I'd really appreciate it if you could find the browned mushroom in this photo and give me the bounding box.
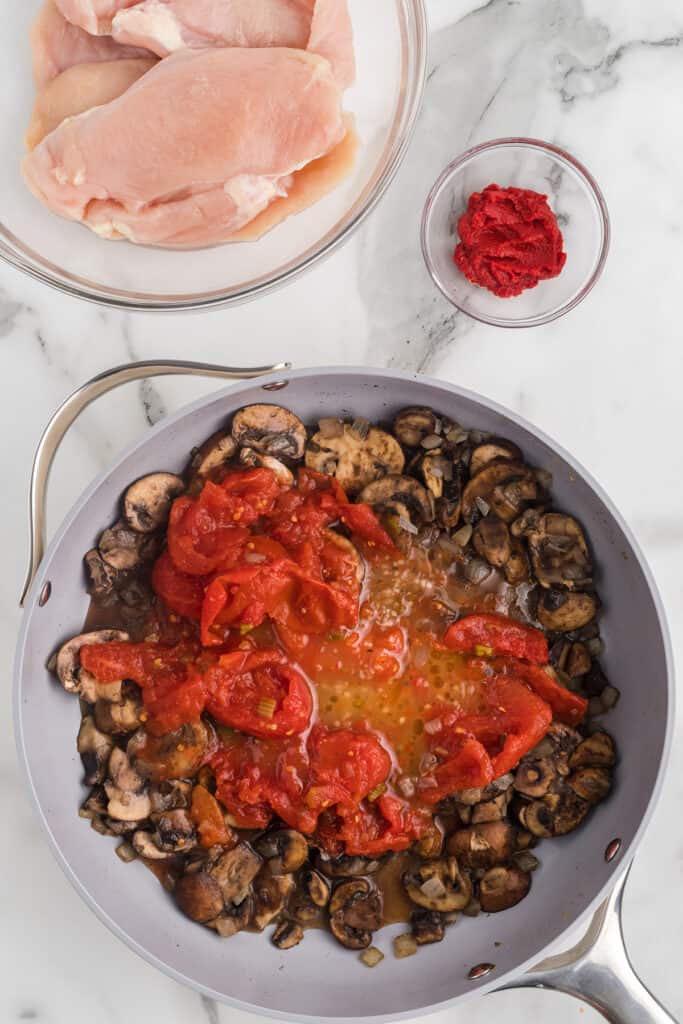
[404,858,472,912]
[503,537,530,584]
[128,720,209,782]
[471,792,510,824]
[566,642,591,677]
[150,779,193,814]
[98,520,159,571]
[123,473,184,533]
[415,828,444,859]
[105,748,151,822]
[517,790,590,838]
[462,461,538,523]
[392,407,439,447]
[252,869,296,931]
[94,684,143,735]
[298,869,330,909]
[569,732,616,769]
[329,879,383,950]
[209,897,253,938]
[187,430,237,483]
[239,446,294,486]
[359,474,434,525]
[472,518,512,568]
[175,872,225,923]
[232,405,306,461]
[568,767,612,804]
[513,758,556,798]
[209,843,262,905]
[84,548,120,603]
[469,439,522,477]
[447,822,526,869]
[411,909,445,945]
[256,830,309,874]
[77,716,114,785]
[514,511,592,590]
[272,920,304,950]
[537,590,598,632]
[479,865,530,912]
[55,629,130,697]
[154,809,196,853]
[305,423,404,495]
[314,852,382,878]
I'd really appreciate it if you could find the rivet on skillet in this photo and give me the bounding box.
[38,581,52,607]
[605,838,622,863]
[468,963,495,980]
[262,381,289,392]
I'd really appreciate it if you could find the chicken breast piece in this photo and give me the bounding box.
[32,1,150,88]
[22,47,346,249]
[308,0,355,89]
[54,0,139,35]
[26,58,156,151]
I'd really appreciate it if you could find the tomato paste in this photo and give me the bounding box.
[454,183,566,298]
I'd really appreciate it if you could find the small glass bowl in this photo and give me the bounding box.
[421,138,610,328]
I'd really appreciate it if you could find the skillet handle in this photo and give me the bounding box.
[19,358,291,607]
[501,866,678,1023]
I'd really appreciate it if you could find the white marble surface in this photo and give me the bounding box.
[3,1,683,1021]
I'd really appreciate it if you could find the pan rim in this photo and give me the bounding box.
[13,365,676,1022]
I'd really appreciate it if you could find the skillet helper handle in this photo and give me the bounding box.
[20,358,291,607]
[502,866,678,1023]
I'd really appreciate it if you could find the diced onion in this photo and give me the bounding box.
[398,515,419,536]
[393,934,418,959]
[360,947,384,968]
[424,718,442,736]
[420,876,447,900]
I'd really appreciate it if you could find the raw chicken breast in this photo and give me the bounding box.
[54,0,138,35]
[23,47,346,248]
[111,0,354,86]
[32,1,150,88]
[26,58,156,150]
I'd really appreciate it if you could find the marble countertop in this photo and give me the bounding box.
[3,1,683,1022]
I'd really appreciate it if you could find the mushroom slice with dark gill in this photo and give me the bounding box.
[313,852,382,878]
[123,472,184,533]
[469,438,522,477]
[329,879,383,950]
[513,757,556,799]
[404,857,472,912]
[209,843,262,905]
[187,430,237,483]
[209,897,253,938]
[175,871,225,923]
[569,731,616,769]
[132,830,175,860]
[232,404,306,462]
[568,766,612,804]
[56,629,130,697]
[150,779,193,814]
[239,446,293,485]
[503,537,530,584]
[301,869,331,908]
[479,865,531,912]
[411,909,445,945]
[472,517,512,568]
[513,511,593,590]
[154,809,197,853]
[98,520,159,571]
[517,790,590,838]
[272,921,304,950]
[252,868,296,931]
[536,590,598,632]
[392,407,439,448]
[256,829,309,874]
[462,460,538,524]
[105,747,151,822]
[128,720,209,782]
[359,474,434,526]
[94,684,143,735]
[447,822,529,870]
[77,716,114,785]
[306,422,404,496]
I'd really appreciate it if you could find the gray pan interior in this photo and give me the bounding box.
[13,368,673,1022]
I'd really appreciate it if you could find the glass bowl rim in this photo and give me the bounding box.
[420,136,611,329]
[0,0,428,313]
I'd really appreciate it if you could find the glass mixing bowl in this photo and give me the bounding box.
[421,138,610,328]
[0,0,426,310]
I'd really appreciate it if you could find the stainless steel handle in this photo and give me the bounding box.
[502,865,677,1023]
[20,358,290,606]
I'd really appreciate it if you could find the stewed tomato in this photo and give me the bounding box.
[443,612,549,664]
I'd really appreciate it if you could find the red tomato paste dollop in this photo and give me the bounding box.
[454,183,567,298]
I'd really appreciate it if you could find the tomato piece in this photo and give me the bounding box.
[190,785,232,848]
[443,613,549,664]
[206,649,313,738]
[338,502,397,553]
[152,549,205,620]
[504,661,588,727]
[144,667,208,736]
[80,640,146,682]
[167,493,250,576]
[418,735,494,805]
[305,726,391,813]
[337,794,429,856]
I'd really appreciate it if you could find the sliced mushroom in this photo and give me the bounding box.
[252,869,296,931]
[79,785,108,820]
[513,758,556,798]
[272,920,304,950]
[94,685,143,735]
[515,511,592,590]
[404,858,472,912]
[209,843,262,905]
[77,715,114,785]
[462,460,538,524]
[84,548,120,602]
[128,720,209,782]
[566,642,591,678]
[301,869,331,908]
[415,829,444,860]
[238,446,294,486]
[359,474,434,525]
[188,430,237,482]
[55,629,130,696]
[393,407,439,448]
[175,871,224,923]
[479,865,530,912]
[256,830,308,874]
[472,518,512,568]
[537,590,598,632]
[129,830,172,860]
[105,748,151,822]
[98,520,159,571]
[150,779,193,814]
[155,809,196,852]
[568,767,612,804]
[517,791,590,838]
[306,423,404,496]
[209,897,253,937]
[447,822,521,870]
[232,404,306,462]
[329,879,383,950]
[569,732,616,769]
[123,473,184,533]
[469,439,522,478]
[471,792,510,824]
[314,852,382,878]
[503,537,530,584]
[411,909,445,945]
